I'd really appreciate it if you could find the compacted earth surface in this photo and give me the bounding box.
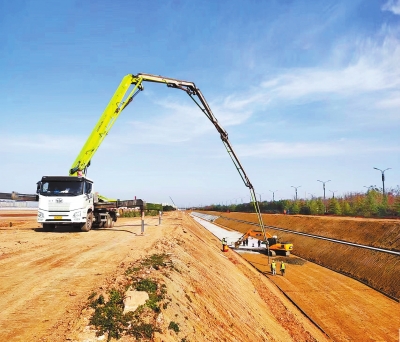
[0,210,398,341]
[209,211,400,300]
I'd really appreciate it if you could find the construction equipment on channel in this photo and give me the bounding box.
[234,229,293,256]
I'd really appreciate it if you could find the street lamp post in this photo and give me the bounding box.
[317,180,331,202]
[291,186,301,200]
[269,190,278,201]
[373,167,391,196]
[317,180,331,213]
[256,193,264,202]
[329,190,337,199]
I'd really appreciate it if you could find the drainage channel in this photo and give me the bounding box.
[194,212,400,256]
[190,212,330,338]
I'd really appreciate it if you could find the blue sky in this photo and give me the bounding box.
[1,0,399,207]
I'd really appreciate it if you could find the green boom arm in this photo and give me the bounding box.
[69,73,266,240]
[69,75,144,176]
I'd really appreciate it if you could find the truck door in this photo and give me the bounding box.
[84,181,93,203]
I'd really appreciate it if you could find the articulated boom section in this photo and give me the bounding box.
[69,75,144,176]
[69,73,266,238]
[133,73,267,240]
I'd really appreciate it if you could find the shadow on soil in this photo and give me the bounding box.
[32,226,144,235]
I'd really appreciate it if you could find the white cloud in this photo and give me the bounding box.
[128,31,400,145]
[0,134,82,152]
[115,94,256,145]
[235,139,400,159]
[7,23,400,153]
[260,36,400,101]
[382,0,400,15]
[375,92,400,111]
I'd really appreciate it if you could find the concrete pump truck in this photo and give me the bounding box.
[2,73,293,252]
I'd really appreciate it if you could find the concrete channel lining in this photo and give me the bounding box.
[190,212,267,253]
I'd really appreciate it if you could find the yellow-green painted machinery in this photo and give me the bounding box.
[68,73,266,239]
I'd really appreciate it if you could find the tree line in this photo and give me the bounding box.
[201,186,400,218]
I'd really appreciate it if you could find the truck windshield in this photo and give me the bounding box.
[40,181,83,196]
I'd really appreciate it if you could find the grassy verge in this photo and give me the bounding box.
[87,253,179,341]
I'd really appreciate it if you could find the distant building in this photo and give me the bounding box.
[0,200,38,208]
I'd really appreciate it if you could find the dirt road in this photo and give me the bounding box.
[0,214,164,341]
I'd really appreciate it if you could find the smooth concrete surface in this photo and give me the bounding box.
[190,213,266,253]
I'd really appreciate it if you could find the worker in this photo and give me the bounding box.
[221,237,228,252]
[258,240,261,247]
[280,261,286,276]
[271,261,276,275]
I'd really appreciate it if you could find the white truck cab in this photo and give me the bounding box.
[37,176,94,231]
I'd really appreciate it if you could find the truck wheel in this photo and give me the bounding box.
[81,212,93,232]
[105,215,112,228]
[43,223,55,232]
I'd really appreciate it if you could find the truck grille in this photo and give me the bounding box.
[48,202,71,211]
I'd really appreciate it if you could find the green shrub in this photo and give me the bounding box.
[290,201,300,214]
[328,198,342,215]
[136,278,158,293]
[168,321,180,333]
[128,323,160,339]
[88,253,172,341]
[89,289,129,342]
[141,253,169,269]
[146,203,163,210]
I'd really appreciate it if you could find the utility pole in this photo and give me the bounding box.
[373,167,391,196]
[329,190,337,199]
[256,193,263,202]
[291,186,301,200]
[269,190,278,201]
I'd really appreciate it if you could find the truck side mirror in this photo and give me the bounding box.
[36,181,41,194]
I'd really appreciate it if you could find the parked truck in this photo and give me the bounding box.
[35,176,145,231]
